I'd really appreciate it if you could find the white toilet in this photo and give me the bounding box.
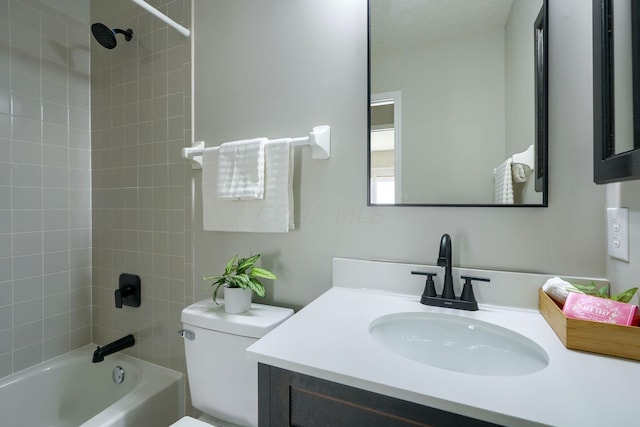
[171,298,293,427]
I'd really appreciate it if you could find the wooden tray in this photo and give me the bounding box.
[538,288,640,361]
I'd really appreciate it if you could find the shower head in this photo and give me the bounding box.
[91,23,133,49]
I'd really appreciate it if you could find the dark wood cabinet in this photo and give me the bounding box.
[258,364,503,427]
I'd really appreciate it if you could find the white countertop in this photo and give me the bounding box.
[247,286,640,427]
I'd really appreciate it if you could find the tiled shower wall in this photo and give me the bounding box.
[90,0,192,374]
[0,0,92,377]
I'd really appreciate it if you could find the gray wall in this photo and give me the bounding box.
[372,29,506,204]
[193,0,605,309]
[608,181,640,295]
[0,0,92,376]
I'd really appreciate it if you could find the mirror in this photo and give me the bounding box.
[593,0,640,183]
[368,0,548,206]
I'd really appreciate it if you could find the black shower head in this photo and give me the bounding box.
[91,23,133,49]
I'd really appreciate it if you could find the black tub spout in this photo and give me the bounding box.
[92,334,135,363]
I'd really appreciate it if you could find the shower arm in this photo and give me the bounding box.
[129,0,190,38]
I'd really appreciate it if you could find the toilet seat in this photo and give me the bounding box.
[170,416,215,427]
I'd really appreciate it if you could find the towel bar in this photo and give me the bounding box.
[181,125,331,169]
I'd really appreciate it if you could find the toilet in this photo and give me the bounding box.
[172,298,293,427]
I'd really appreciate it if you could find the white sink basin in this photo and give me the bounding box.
[369,312,549,376]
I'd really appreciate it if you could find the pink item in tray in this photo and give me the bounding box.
[563,292,639,326]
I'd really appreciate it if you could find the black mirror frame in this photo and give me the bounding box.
[593,0,640,184]
[367,0,549,207]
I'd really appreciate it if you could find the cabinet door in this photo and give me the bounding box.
[258,364,502,427]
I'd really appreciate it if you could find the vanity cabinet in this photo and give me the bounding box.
[258,364,502,427]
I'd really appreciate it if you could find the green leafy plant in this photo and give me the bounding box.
[571,282,638,303]
[204,254,277,304]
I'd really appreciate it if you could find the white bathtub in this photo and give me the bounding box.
[0,345,185,427]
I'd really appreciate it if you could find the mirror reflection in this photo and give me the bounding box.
[369,0,547,206]
[612,0,636,155]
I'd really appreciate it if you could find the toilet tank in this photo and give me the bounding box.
[181,299,293,427]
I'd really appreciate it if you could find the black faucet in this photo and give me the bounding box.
[92,334,135,363]
[437,234,455,300]
[413,233,490,311]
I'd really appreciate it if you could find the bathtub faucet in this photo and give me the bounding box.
[92,334,135,363]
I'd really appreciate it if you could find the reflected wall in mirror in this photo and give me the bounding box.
[593,0,640,183]
[368,0,548,206]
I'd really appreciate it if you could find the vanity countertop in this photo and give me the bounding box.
[247,286,640,427]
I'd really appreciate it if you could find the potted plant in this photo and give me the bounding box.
[204,254,277,314]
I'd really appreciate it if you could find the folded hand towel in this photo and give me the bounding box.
[202,138,294,232]
[511,163,532,184]
[216,138,267,199]
[494,159,514,204]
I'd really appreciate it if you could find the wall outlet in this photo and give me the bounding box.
[607,207,629,262]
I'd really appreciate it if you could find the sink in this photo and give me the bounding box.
[369,312,549,376]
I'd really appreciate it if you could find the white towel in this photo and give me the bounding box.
[216,138,267,199]
[511,163,532,184]
[494,159,514,204]
[202,138,294,232]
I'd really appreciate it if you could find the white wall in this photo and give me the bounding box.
[193,0,605,310]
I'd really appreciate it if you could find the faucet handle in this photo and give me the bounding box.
[411,271,438,278]
[459,276,490,304]
[411,271,438,299]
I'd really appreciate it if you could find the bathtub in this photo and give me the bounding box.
[0,345,185,427]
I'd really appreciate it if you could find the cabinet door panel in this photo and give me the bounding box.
[259,364,502,427]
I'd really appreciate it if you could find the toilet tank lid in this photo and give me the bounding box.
[181,299,294,338]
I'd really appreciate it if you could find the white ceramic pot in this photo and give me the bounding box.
[224,287,252,314]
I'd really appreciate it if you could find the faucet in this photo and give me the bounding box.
[92,334,135,363]
[437,233,455,300]
[411,233,490,311]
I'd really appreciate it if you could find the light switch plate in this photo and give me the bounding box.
[607,207,629,262]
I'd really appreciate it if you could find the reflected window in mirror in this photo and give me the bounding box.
[594,0,640,183]
[368,0,548,206]
[370,92,401,203]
